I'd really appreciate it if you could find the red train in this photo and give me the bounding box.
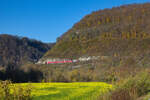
[46,59,78,64]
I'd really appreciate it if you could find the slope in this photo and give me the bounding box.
[0,34,54,68]
[44,3,150,58]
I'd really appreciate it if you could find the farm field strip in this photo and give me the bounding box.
[15,82,112,100]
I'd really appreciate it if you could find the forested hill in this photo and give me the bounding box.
[44,3,150,58]
[0,34,54,68]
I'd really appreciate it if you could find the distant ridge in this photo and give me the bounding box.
[0,34,54,68]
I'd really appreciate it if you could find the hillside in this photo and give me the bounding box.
[0,34,54,68]
[44,3,150,58]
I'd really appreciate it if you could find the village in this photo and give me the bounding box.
[36,56,101,64]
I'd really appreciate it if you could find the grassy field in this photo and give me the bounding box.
[15,82,112,100]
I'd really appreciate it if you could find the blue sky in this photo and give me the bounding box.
[0,0,150,43]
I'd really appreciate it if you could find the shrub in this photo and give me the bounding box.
[99,70,150,100]
[111,89,133,100]
[118,71,150,97]
[0,80,32,100]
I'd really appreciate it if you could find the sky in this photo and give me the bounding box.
[0,0,150,43]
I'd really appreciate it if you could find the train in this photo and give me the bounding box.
[46,59,78,64]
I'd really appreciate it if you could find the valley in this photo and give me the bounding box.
[1,2,150,100]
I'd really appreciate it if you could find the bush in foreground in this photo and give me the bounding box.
[99,70,150,100]
[0,80,32,100]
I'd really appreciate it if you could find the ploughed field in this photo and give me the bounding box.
[15,82,112,100]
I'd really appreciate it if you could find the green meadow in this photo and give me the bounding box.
[15,82,112,100]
